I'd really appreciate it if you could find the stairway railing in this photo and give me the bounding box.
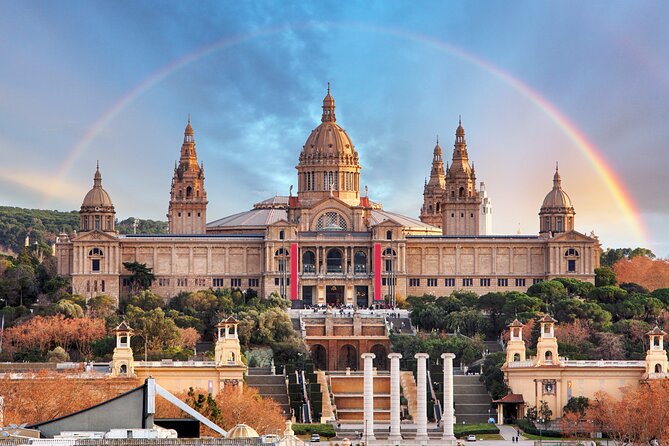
[427,369,443,422]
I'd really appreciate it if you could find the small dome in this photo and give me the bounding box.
[81,165,114,208]
[541,167,573,210]
[226,424,259,439]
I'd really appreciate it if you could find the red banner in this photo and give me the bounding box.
[374,243,382,301]
[290,243,298,300]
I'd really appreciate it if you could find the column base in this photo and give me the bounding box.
[387,434,403,442]
[442,434,457,444]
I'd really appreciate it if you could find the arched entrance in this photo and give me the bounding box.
[370,344,388,370]
[326,249,343,273]
[338,344,358,370]
[311,344,327,371]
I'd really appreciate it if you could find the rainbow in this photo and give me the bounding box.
[46,21,648,244]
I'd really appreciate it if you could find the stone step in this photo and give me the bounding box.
[456,414,491,424]
[247,383,287,394]
[454,403,493,415]
[247,367,272,376]
[452,393,491,404]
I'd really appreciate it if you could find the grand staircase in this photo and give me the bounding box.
[453,374,493,424]
[246,367,291,418]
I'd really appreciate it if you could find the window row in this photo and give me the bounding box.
[407,277,540,288]
[303,171,358,192]
[86,279,105,293]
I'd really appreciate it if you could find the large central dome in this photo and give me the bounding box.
[296,86,362,207]
[299,86,359,164]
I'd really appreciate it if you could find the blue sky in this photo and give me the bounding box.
[1,1,668,255]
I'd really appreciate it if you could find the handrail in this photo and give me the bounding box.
[426,369,443,423]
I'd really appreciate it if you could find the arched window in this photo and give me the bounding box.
[316,212,348,231]
[655,363,663,373]
[513,353,521,362]
[275,248,289,272]
[386,230,392,240]
[119,364,127,375]
[459,187,465,198]
[326,249,343,273]
[186,186,192,198]
[451,190,455,198]
[196,189,200,197]
[303,251,316,273]
[354,251,367,273]
[545,351,553,362]
[279,230,285,240]
[564,248,579,257]
[557,216,563,232]
[89,248,104,272]
[383,248,397,272]
[436,202,440,212]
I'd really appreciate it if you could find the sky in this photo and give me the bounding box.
[0,1,668,255]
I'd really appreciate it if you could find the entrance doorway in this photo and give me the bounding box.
[339,344,358,370]
[311,344,327,371]
[355,286,368,307]
[326,285,344,306]
[302,286,313,306]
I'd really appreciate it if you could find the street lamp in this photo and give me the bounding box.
[538,417,545,445]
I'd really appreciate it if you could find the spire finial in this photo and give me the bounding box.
[96,160,99,171]
[556,161,559,172]
[327,81,330,95]
[188,113,190,124]
[459,115,462,126]
[436,134,439,145]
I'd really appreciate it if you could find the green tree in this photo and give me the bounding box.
[50,299,84,318]
[477,292,507,335]
[527,280,567,307]
[122,261,155,294]
[563,397,590,416]
[595,266,617,287]
[126,290,164,311]
[87,294,118,318]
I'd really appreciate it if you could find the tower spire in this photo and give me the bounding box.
[321,83,336,123]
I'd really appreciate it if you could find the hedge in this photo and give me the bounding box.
[517,419,562,437]
[453,423,500,438]
[292,423,336,438]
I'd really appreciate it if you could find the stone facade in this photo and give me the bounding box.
[56,87,600,304]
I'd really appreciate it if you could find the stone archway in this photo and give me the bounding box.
[311,344,327,371]
[370,344,388,370]
[338,344,358,370]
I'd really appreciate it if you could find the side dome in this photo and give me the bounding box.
[541,167,573,210]
[226,424,259,439]
[300,85,358,163]
[81,164,114,209]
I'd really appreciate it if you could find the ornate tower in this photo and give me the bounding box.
[539,164,575,236]
[111,321,135,377]
[441,119,482,235]
[79,163,116,233]
[505,319,526,364]
[168,118,208,234]
[296,85,362,208]
[214,317,243,367]
[420,138,447,228]
[535,315,560,366]
[645,326,668,378]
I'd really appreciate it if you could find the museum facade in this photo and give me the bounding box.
[56,87,600,305]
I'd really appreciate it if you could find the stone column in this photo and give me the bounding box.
[362,352,376,442]
[415,353,429,442]
[388,353,403,441]
[441,353,456,442]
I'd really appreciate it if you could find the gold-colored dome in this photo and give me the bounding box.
[299,86,358,164]
[81,164,114,209]
[541,167,573,210]
[226,424,259,439]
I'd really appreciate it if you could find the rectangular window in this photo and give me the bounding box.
[231,278,242,288]
[462,278,473,287]
[480,278,491,287]
[101,280,105,292]
[533,278,543,285]
[385,259,393,272]
[382,278,396,286]
[427,278,438,287]
[248,278,259,287]
[445,278,455,287]
[92,259,100,272]
[159,278,170,287]
[568,259,576,272]
[212,278,225,287]
[177,278,188,287]
[498,278,508,287]
[515,278,526,287]
[122,278,131,287]
[409,278,420,287]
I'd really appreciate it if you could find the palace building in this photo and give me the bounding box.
[55,87,600,306]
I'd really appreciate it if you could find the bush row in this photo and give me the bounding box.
[517,419,562,437]
[453,423,500,437]
[291,423,336,438]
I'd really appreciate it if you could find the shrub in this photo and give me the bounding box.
[291,423,336,438]
[517,419,561,437]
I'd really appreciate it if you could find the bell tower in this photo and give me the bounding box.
[111,321,135,377]
[168,117,208,234]
[535,315,560,366]
[505,319,527,364]
[215,317,243,367]
[420,137,446,228]
[441,119,482,235]
[644,326,668,378]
